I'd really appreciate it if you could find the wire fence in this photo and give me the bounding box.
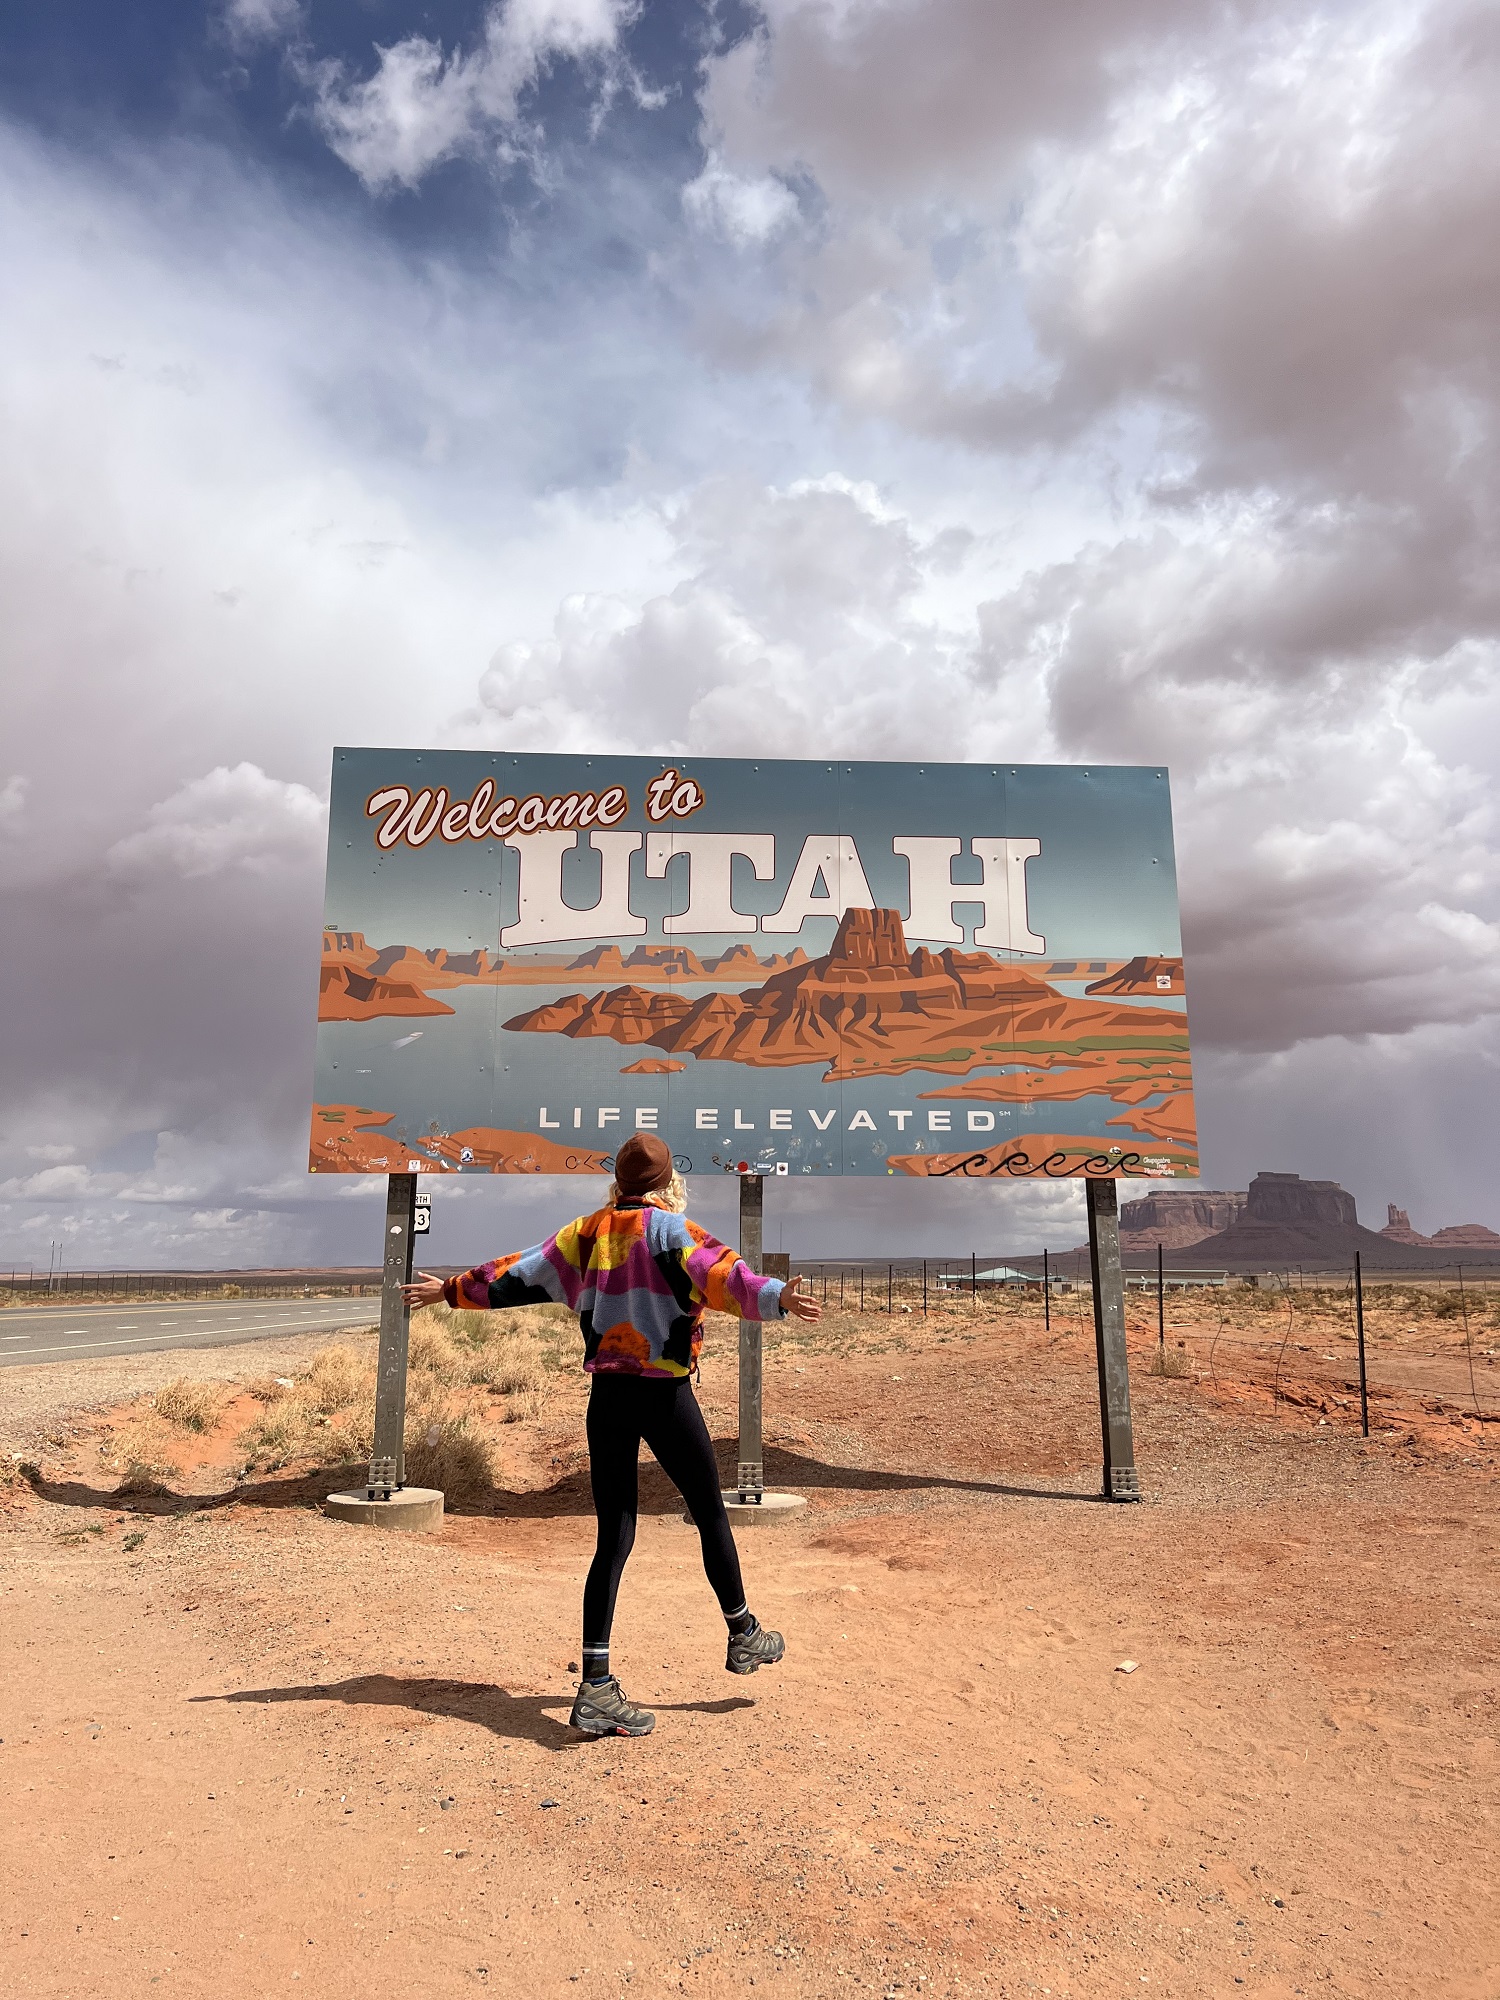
[794,1256,1500,1312]
[5,1257,1496,1309]
[1,1268,381,1303]
[792,1258,1497,1449]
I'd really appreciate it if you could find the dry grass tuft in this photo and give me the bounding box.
[305,1345,371,1414]
[407,1319,466,1378]
[467,1333,548,1412]
[403,1406,495,1502]
[153,1379,228,1432]
[232,1301,568,1490]
[1148,1345,1194,1379]
[116,1456,180,1496]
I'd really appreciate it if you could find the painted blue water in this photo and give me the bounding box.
[314,979,1191,1179]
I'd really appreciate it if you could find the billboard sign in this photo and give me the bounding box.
[310,752,1197,1182]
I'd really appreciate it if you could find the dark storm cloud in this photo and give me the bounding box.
[1,0,1496,1264]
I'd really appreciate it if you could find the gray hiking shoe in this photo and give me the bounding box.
[569,1676,655,1737]
[726,1620,785,1675]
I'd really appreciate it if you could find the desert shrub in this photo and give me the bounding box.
[116,1456,180,1496]
[407,1318,467,1381]
[241,1375,292,1402]
[239,1399,315,1471]
[305,1345,371,1413]
[233,1309,554,1486]
[403,1405,494,1503]
[153,1379,227,1432]
[1147,1346,1193,1379]
[433,1305,499,1347]
[470,1334,546,1394]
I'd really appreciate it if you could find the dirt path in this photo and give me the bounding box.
[3,1310,1497,1999]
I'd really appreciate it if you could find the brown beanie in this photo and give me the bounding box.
[612,1132,675,1198]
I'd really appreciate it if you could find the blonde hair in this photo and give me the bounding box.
[609,1170,687,1213]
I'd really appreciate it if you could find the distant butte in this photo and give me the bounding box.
[315,928,801,1020]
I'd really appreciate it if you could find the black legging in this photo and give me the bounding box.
[582,1372,745,1647]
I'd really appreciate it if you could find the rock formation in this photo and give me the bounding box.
[503,908,1192,1104]
[1378,1206,1500,1249]
[1120,1189,1246,1250]
[307,1103,608,1175]
[624,944,708,977]
[318,960,456,1023]
[1084,956,1184,996]
[1171,1172,1500,1270]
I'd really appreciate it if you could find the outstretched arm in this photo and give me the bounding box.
[403,1231,582,1314]
[676,1225,821,1322]
[780,1275,821,1322]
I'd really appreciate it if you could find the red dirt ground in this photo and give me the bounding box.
[3,1301,1497,2000]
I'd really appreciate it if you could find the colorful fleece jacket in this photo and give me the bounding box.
[442,1199,786,1379]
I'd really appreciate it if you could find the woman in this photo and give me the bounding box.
[402,1132,821,1738]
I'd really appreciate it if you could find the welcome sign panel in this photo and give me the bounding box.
[310,751,1198,1182]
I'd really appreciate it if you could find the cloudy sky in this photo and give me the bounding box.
[2,0,1497,1271]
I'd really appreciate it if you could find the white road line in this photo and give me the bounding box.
[0,1299,377,1323]
[3,1313,378,1361]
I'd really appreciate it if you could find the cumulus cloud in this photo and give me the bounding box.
[4,0,1500,1263]
[0,773,25,835]
[106,763,325,881]
[682,154,799,246]
[220,0,303,51]
[464,476,986,757]
[310,0,639,191]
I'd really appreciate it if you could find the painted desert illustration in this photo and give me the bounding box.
[313,909,1194,1175]
[316,930,810,1020]
[316,924,1183,1023]
[308,1104,610,1175]
[503,905,1191,1100]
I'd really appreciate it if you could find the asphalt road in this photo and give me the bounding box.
[0,1297,381,1368]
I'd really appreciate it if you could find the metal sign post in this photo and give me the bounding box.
[736,1172,764,1503]
[369,1172,417,1500]
[1086,1178,1141,1501]
[1354,1251,1369,1437]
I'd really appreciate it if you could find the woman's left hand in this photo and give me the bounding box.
[780,1275,822,1322]
[401,1271,447,1309]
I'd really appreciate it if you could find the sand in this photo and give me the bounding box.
[2,1295,1496,1999]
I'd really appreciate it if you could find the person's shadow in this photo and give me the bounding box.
[191,1675,753,1749]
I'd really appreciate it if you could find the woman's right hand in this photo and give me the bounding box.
[401,1271,447,1309]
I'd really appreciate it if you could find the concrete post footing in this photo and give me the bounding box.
[322,1486,444,1532]
[679,1490,807,1527]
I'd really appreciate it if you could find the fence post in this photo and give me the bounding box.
[971,1250,977,1297]
[1157,1242,1165,1356]
[922,1258,927,1314]
[1086,1178,1140,1501]
[1043,1247,1050,1329]
[1354,1251,1369,1437]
